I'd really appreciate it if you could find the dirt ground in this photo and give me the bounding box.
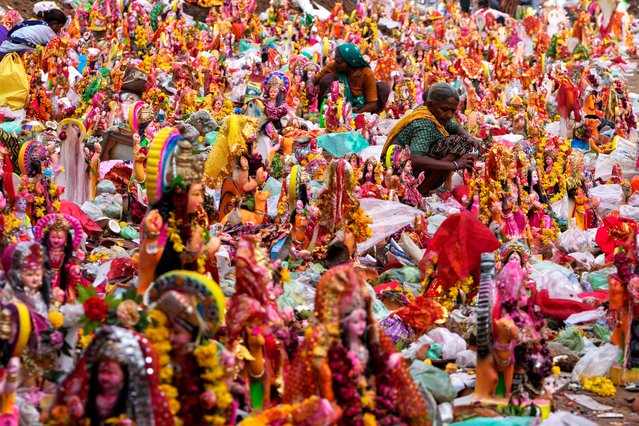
[551,388,639,426]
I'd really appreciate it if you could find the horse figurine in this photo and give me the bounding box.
[476,317,518,398]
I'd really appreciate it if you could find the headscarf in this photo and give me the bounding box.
[336,43,369,69]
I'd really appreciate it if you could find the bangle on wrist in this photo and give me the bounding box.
[453,160,459,170]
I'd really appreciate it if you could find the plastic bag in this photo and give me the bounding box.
[588,184,625,217]
[586,267,616,290]
[0,53,29,110]
[455,350,477,368]
[571,343,622,380]
[531,262,582,300]
[356,198,425,255]
[379,266,422,284]
[556,226,589,253]
[620,204,639,221]
[427,328,467,360]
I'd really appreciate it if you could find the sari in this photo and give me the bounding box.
[335,44,369,110]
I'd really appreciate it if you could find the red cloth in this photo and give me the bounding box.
[107,257,137,282]
[420,212,501,291]
[532,288,595,320]
[595,216,637,262]
[59,200,102,234]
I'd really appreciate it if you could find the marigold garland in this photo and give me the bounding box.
[145,310,181,421]
[146,310,232,425]
[536,137,570,203]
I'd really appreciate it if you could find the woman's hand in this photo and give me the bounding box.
[455,154,475,171]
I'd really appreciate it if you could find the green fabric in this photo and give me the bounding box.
[393,118,460,154]
[316,131,368,158]
[593,323,611,342]
[409,360,456,403]
[337,72,367,110]
[336,43,370,68]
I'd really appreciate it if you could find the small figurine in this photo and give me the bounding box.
[56,119,89,205]
[283,264,430,424]
[144,271,233,424]
[52,326,174,426]
[137,129,221,294]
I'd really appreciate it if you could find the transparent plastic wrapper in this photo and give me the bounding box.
[277,278,316,312]
[455,350,477,368]
[556,225,589,253]
[356,198,425,255]
[427,328,467,360]
[571,343,622,380]
[588,184,625,217]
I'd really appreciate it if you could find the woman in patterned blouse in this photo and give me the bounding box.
[382,82,480,194]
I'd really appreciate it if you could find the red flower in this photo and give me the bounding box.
[84,297,109,322]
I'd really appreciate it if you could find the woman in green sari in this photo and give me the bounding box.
[307,43,390,114]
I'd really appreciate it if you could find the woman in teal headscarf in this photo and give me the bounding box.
[307,43,390,114]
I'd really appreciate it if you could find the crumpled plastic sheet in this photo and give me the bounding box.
[589,184,625,217]
[356,198,425,255]
[556,226,589,253]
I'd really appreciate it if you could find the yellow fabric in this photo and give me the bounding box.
[0,53,29,110]
[203,115,259,188]
[381,105,449,157]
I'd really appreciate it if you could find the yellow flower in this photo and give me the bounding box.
[280,267,291,283]
[149,309,168,327]
[552,366,561,376]
[363,413,377,426]
[159,354,171,366]
[159,384,178,399]
[582,376,616,396]
[80,334,93,348]
[49,311,64,329]
[168,398,181,415]
[160,366,174,382]
[193,344,219,367]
